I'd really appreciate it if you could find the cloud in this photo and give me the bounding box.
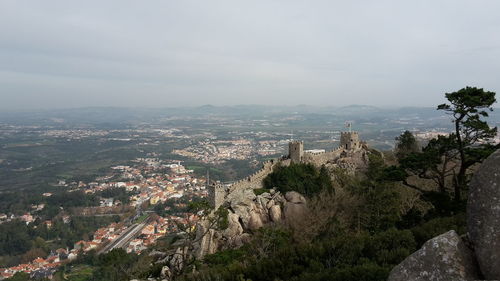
[1,0,499,109]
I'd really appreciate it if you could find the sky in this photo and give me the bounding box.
[1,1,500,110]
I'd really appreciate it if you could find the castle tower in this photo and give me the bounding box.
[207,183,225,210]
[289,141,304,163]
[340,131,360,150]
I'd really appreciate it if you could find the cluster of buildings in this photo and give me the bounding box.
[0,248,75,280]
[0,222,128,279]
[106,159,204,207]
[0,158,209,280]
[125,215,196,253]
[0,204,45,225]
[172,138,289,164]
[74,222,124,253]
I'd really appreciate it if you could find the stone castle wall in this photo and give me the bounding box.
[208,131,363,209]
[302,147,345,166]
[209,159,290,209]
[228,159,287,193]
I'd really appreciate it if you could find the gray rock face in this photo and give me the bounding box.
[224,213,243,237]
[269,205,282,222]
[160,265,171,280]
[228,188,258,230]
[194,188,311,259]
[387,230,480,281]
[467,149,500,280]
[283,191,307,220]
[285,191,306,204]
[248,212,264,230]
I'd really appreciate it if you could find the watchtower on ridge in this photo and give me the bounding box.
[208,183,225,210]
[288,141,304,163]
[340,131,360,150]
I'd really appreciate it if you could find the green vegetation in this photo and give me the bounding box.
[391,87,498,204]
[135,214,149,224]
[186,159,258,182]
[437,86,497,201]
[1,88,497,280]
[0,216,120,267]
[394,130,420,160]
[96,187,131,204]
[51,249,154,281]
[62,265,94,281]
[173,152,469,281]
[5,272,30,281]
[46,191,100,209]
[263,163,333,197]
[52,200,230,280]
[192,227,415,281]
[252,188,270,196]
[0,189,100,215]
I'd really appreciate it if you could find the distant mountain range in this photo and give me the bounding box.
[0,105,498,126]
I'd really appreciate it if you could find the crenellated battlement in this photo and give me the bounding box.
[207,130,365,209]
[207,159,286,208]
[302,146,344,166]
[340,131,361,150]
[227,159,281,193]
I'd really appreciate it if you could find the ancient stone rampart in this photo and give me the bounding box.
[227,159,283,193]
[302,146,345,166]
[209,159,289,208]
[209,131,365,209]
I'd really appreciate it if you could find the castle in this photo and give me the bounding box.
[208,131,365,209]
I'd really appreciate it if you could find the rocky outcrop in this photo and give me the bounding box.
[195,223,218,257]
[283,191,307,221]
[284,191,306,203]
[387,230,480,281]
[269,205,282,222]
[467,149,500,280]
[194,188,308,258]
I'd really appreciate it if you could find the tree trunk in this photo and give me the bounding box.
[454,116,466,202]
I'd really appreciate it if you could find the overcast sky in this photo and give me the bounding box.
[1,1,499,110]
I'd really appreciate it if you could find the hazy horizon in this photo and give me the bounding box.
[0,104,461,113]
[1,1,500,110]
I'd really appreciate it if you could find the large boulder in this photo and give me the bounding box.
[228,189,257,230]
[247,212,264,230]
[160,265,172,280]
[224,212,243,237]
[269,204,282,222]
[388,230,480,281]
[283,191,307,220]
[285,191,306,204]
[467,149,500,279]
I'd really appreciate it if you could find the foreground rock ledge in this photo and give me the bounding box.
[467,149,500,280]
[387,230,480,281]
